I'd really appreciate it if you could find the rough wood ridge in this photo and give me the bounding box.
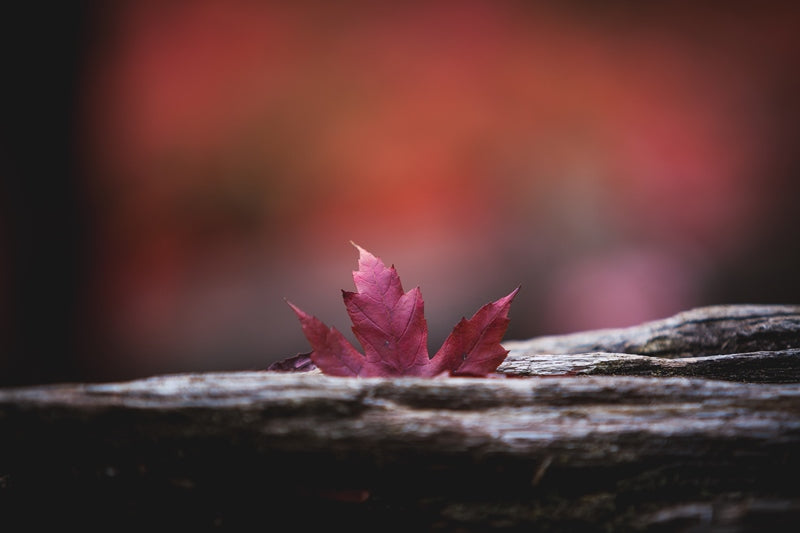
[500,304,800,383]
[502,304,800,358]
[0,304,798,531]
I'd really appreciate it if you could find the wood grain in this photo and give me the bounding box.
[1,304,799,530]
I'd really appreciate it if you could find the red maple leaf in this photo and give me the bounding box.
[287,244,519,377]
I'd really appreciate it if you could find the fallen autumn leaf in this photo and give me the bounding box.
[286,243,519,377]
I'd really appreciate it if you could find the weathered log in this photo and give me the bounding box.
[2,371,799,530]
[498,349,800,382]
[1,304,799,530]
[497,304,800,384]
[502,304,800,358]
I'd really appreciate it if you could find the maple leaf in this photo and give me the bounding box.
[287,243,519,377]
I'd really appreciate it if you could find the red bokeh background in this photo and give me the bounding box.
[3,1,800,384]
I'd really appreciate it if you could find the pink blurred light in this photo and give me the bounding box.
[543,249,697,334]
[79,1,800,377]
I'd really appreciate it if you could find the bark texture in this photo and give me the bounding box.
[501,304,800,358]
[1,304,799,531]
[498,349,800,382]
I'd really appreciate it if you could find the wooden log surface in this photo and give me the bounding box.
[501,304,800,358]
[1,304,799,531]
[498,349,800,382]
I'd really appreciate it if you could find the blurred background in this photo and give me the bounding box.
[2,1,799,385]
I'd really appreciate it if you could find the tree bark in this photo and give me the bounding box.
[1,304,799,531]
[498,349,800,382]
[501,304,800,358]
